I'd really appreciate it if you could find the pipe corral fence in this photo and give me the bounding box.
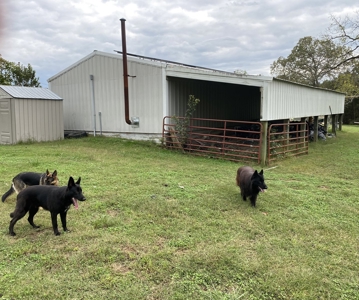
[267,121,308,164]
[162,117,309,165]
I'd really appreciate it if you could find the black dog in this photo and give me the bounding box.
[236,166,267,207]
[2,169,59,202]
[9,177,86,236]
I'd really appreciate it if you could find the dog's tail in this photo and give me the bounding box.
[2,186,15,203]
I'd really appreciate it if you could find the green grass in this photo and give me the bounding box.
[0,126,358,299]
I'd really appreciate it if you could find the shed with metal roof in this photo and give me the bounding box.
[48,50,345,164]
[0,85,63,144]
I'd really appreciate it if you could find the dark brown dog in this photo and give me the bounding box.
[236,166,267,207]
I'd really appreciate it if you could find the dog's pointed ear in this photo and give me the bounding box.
[53,170,57,176]
[46,169,50,175]
[68,176,75,188]
[259,169,263,175]
[76,177,81,185]
[251,170,258,178]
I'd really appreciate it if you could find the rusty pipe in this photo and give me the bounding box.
[120,18,132,125]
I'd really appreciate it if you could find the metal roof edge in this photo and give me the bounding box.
[48,50,274,83]
[116,50,274,81]
[48,50,166,82]
[0,85,63,100]
[48,51,99,82]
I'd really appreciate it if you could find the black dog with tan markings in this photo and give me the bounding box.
[236,166,267,207]
[2,169,59,202]
[9,177,86,236]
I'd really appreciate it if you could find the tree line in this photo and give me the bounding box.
[270,13,359,124]
[0,55,41,87]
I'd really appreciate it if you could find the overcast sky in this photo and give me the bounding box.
[0,0,357,88]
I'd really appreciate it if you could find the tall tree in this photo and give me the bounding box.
[321,62,359,124]
[327,12,359,68]
[11,63,41,87]
[0,56,14,85]
[321,64,359,96]
[270,36,351,87]
[0,55,41,87]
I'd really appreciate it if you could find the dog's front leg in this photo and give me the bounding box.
[249,195,257,207]
[60,211,69,232]
[51,212,61,235]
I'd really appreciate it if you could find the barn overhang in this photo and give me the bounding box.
[165,65,272,88]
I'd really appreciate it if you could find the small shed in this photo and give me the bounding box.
[0,85,63,144]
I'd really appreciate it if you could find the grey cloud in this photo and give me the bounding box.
[1,0,356,87]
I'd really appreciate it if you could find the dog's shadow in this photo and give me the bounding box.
[217,183,268,211]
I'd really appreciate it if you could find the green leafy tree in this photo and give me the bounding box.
[0,55,41,87]
[270,36,351,87]
[11,63,41,87]
[321,62,359,124]
[0,56,14,85]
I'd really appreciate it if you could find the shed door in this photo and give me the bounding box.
[0,99,12,144]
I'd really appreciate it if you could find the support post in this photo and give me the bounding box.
[331,114,337,135]
[339,114,343,131]
[313,116,318,142]
[324,115,328,133]
[260,121,268,167]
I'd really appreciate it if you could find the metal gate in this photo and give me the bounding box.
[163,117,309,165]
[267,121,308,165]
[163,116,262,163]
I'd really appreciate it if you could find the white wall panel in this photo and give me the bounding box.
[13,99,63,143]
[50,52,164,134]
[263,80,345,121]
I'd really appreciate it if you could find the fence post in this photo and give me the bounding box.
[283,119,289,151]
[300,117,306,147]
[260,121,268,166]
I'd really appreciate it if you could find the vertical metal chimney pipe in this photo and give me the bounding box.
[120,18,132,125]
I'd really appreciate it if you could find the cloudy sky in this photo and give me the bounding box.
[0,0,357,87]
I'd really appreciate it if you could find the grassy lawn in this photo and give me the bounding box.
[0,126,358,300]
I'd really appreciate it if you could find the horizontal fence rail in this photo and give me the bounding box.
[163,116,263,163]
[267,122,308,165]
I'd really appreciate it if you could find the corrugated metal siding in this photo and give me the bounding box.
[49,52,164,134]
[13,99,63,143]
[263,80,345,121]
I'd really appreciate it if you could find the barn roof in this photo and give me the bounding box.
[47,50,274,84]
[47,50,345,96]
[0,85,62,100]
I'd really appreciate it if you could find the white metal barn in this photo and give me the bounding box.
[48,50,345,164]
[0,85,63,144]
